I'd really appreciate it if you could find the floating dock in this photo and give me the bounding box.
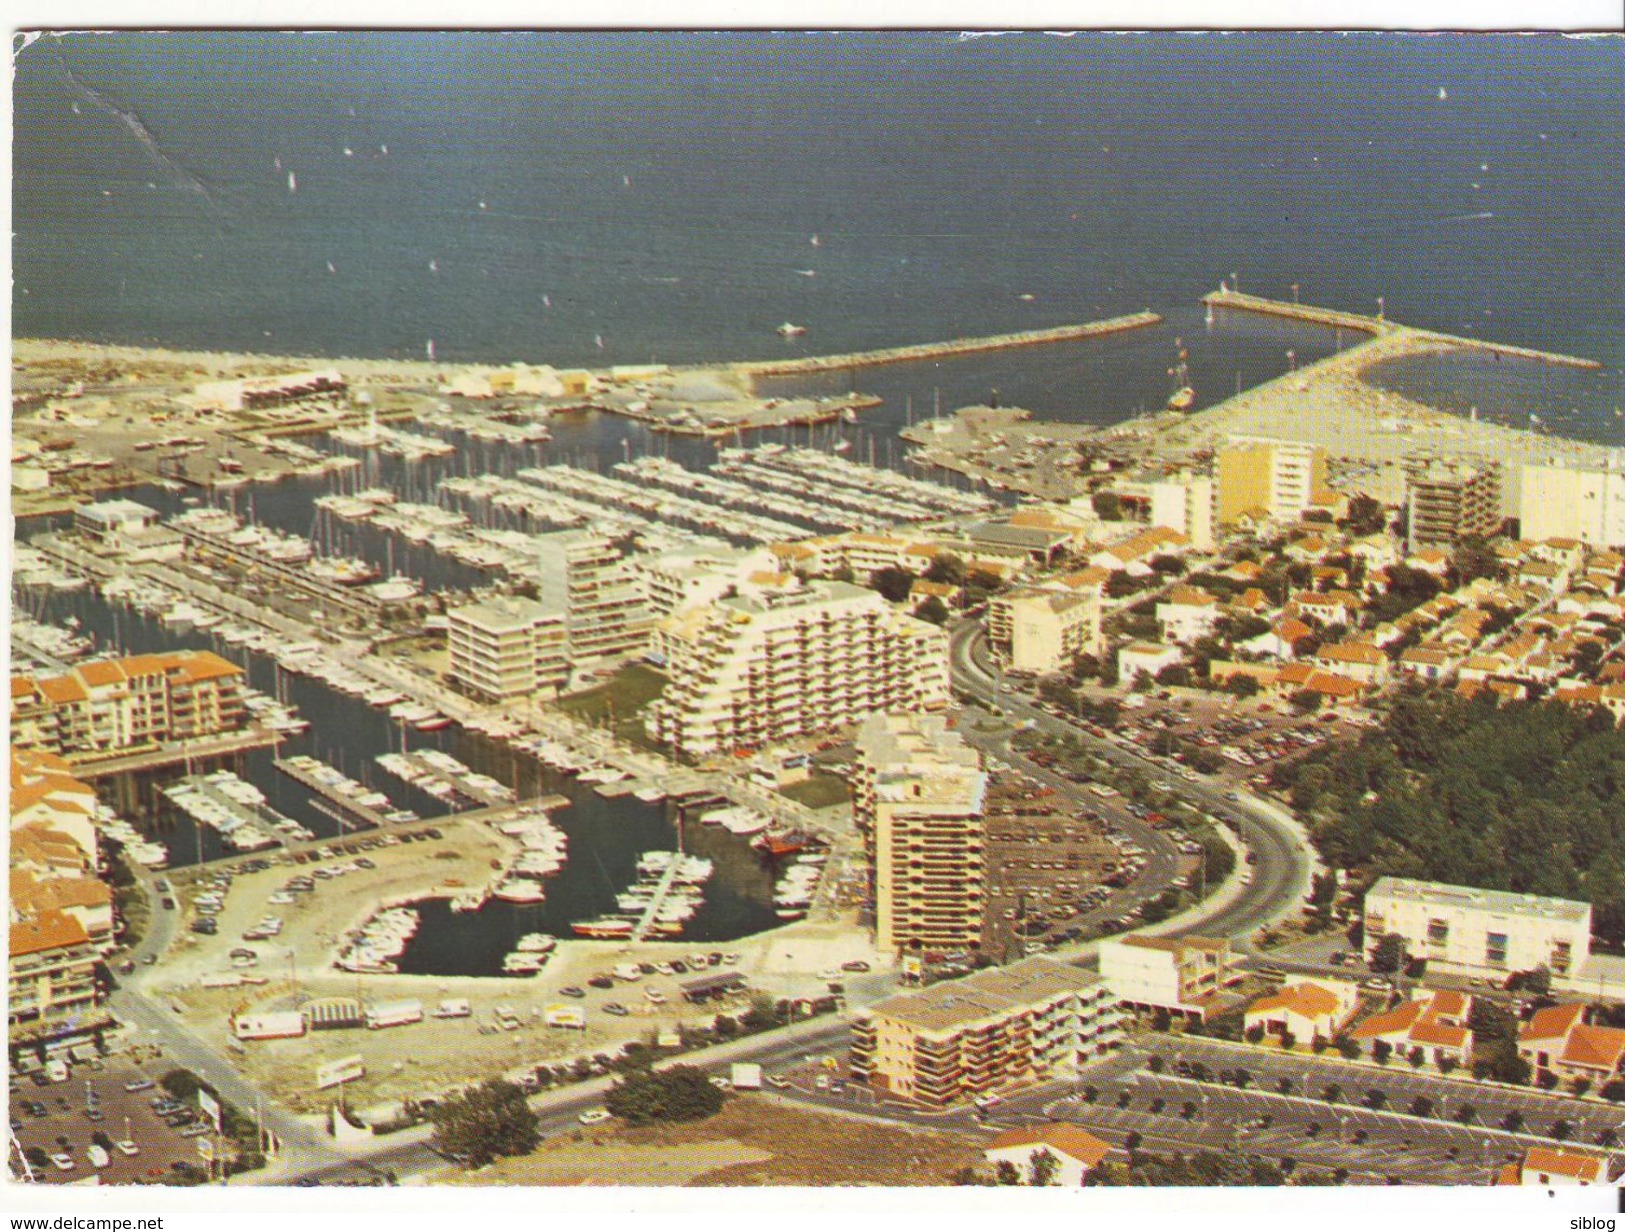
[732,311,1163,381]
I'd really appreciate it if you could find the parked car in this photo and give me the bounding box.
[577,1108,611,1125]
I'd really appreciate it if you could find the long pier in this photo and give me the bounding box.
[1204,289,1603,371]
[732,311,1163,381]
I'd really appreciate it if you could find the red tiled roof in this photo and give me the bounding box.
[1520,1003,1586,1044]
[1522,1147,1606,1183]
[985,1124,1112,1168]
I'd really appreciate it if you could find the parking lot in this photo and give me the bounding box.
[980,776,1123,957]
[10,1058,217,1185]
[1007,1036,1625,1184]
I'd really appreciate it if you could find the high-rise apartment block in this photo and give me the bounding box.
[1519,462,1625,548]
[1216,438,1327,525]
[854,713,987,955]
[535,530,655,663]
[645,580,949,756]
[1404,457,1502,549]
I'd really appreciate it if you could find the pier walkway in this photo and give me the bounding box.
[732,311,1163,381]
[273,755,397,829]
[1204,289,1603,370]
[72,727,283,780]
[629,856,685,944]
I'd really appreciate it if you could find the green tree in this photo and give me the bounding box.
[428,1079,540,1167]
[1288,688,1323,715]
[1227,673,1262,699]
[1092,492,1123,522]
[868,566,917,604]
[603,1065,727,1126]
[923,552,965,587]
[1369,933,1407,974]
[1027,1148,1061,1187]
[995,1160,1022,1185]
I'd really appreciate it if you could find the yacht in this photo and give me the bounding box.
[492,878,547,905]
[776,322,807,337]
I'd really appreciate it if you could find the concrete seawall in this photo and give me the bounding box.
[1205,289,1603,371]
[733,311,1163,382]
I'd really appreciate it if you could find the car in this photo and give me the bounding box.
[178,1123,210,1138]
[26,1101,48,1118]
[644,989,668,1005]
[765,1074,792,1090]
[601,1003,629,1017]
[813,1075,830,1090]
[1362,977,1393,991]
[587,975,615,990]
[559,986,586,998]
[669,960,688,974]
[161,897,176,910]
[115,1139,140,1156]
[577,1108,611,1125]
[141,954,157,965]
[50,1153,77,1172]
[637,962,657,976]
[841,960,871,973]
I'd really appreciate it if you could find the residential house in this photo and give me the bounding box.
[1348,988,1474,1070]
[983,1125,1113,1186]
[1244,977,1361,1046]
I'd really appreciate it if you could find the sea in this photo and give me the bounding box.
[12,30,1625,436]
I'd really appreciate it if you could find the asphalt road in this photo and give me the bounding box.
[948,618,1314,950]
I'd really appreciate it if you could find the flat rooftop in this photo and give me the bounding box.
[863,956,1103,1035]
[1367,876,1591,924]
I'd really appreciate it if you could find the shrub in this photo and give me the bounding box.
[1245,1024,1265,1044]
[1372,1040,1392,1065]
[1336,1038,1361,1060]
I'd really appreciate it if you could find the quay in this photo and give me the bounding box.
[71,727,283,780]
[731,311,1163,382]
[1204,288,1604,370]
[162,802,541,882]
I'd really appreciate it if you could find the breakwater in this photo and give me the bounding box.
[731,311,1164,382]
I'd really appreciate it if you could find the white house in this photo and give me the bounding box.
[983,1124,1112,1186]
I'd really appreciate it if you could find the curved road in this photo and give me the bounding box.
[948,619,1314,951]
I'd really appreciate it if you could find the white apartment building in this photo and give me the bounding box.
[1520,463,1625,549]
[645,580,949,756]
[988,587,1103,673]
[1363,877,1592,979]
[1155,585,1223,646]
[636,545,780,617]
[1097,934,1234,1022]
[447,596,568,700]
[854,713,987,955]
[535,530,655,663]
[1150,475,1215,551]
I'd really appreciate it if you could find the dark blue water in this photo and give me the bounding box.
[14,32,1624,441]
